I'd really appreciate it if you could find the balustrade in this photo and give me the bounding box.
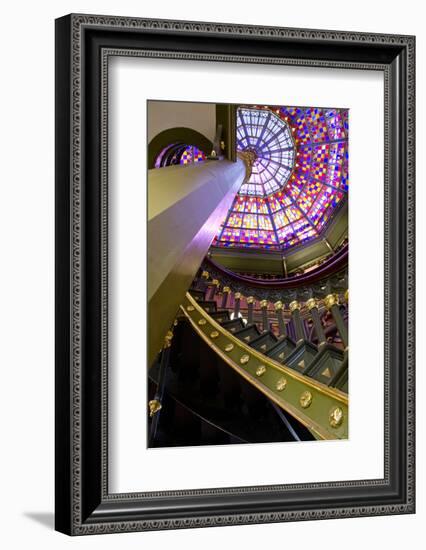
[192,270,348,354]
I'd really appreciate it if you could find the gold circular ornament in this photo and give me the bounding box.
[198,318,207,326]
[223,286,231,294]
[276,377,287,391]
[324,293,339,310]
[240,354,250,365]
[300,390,313,409]
[274,300,283,311]
[234,292,242,300]
[256,365,266,377]
[163,330,174,348]
[306,297,318,311]
[201,271,209,279]
[247,296,255,304]
[289,300,301,312]
[210,331,219,339]
[260,299,268,308]
[148,399,162,417]
[187,305,195,312]
[224,343,234,352]
[329,406,344,428]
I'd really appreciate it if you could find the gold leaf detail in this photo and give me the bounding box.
[240,354,250,365]
[300,391,313,409]
[329,406,344,428]
[276,378,287,391]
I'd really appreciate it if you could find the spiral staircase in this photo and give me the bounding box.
[148,267,349,447]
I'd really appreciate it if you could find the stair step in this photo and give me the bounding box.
[197,300,218,313]
[303,344,345,385]
[209,310,231,323]
[285,340,318,373]
[328,356,348,391]
[233,324,262,344]
[249,331,279,353]
[220,318,246,333]
[189,288,206,302]
[266,336,297,363]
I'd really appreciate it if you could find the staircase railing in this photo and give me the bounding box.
[180,292,348,441]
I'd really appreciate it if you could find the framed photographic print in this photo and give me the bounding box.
[55,14,415,535]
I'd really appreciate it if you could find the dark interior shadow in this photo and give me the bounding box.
[24,512,54,530]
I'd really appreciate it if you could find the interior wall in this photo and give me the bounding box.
[147,100,216,143]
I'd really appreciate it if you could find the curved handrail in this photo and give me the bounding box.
[206,244,348,289]
[181,292,348,440]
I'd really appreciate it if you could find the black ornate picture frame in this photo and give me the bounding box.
[55,14,415,535]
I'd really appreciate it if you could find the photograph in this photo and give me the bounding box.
[148,100,349,447]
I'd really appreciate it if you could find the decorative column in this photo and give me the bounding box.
[324,293,348,349]
[221,286,231,309]
[274,301,287,338]
[148,158,245,366]
[260,300,269,332]
[306,297,327,346]
[289,300,305,343]
[233,292,242,319]
[247,296,255,324]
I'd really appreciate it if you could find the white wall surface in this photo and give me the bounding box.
[0,0,423,548]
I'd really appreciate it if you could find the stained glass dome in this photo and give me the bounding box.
[214,105,348,251]
[154,143,206,168]
[237,108,295,196]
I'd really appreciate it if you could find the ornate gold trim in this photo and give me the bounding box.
[198,318,207,326]
[210,330,219,339]
[289,300,301,312]
[324,293,339,310]
[247,296,255,304]
[274,300,283,311]
[300,391,313,409]
[329,406,344,428]
[148,399,162,417]
[223,286,231,294]
[256,365,266,377]
[224,343,234,352]
[240,354,250,365]
[276,377,287,391]
[260,299,268,308]
[234,292,242,300]
[306,297,318,311]
[201,271,209,279]
[163,330,174,348]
